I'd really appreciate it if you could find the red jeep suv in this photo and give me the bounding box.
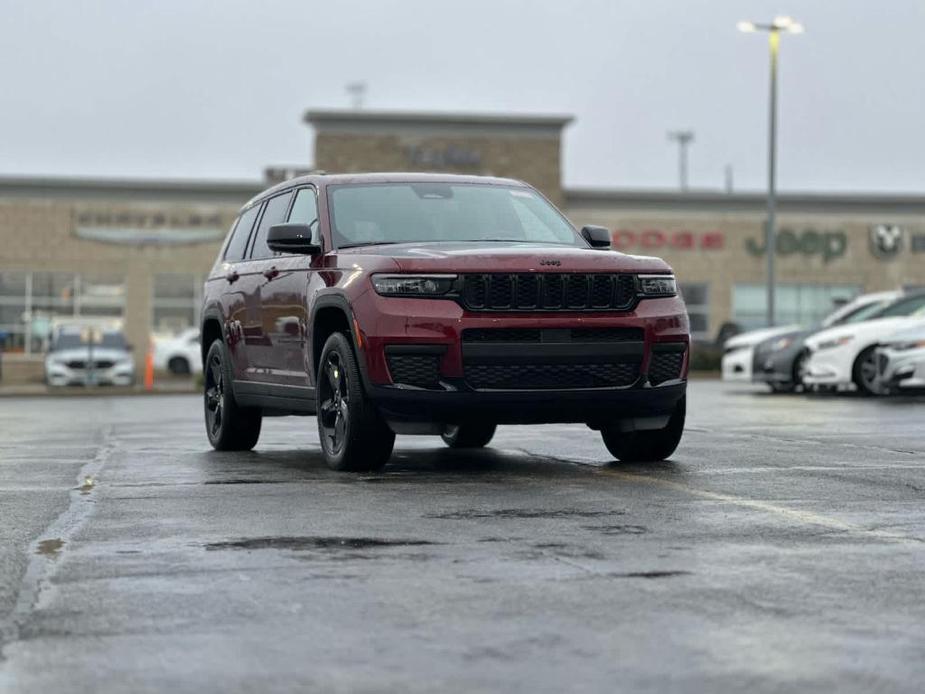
[201,173,689,471]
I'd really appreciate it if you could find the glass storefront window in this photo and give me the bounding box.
[733,283,859,330]
[0,271,126,356]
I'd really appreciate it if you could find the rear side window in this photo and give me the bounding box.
[249,192,293,260]
[288,188,320,243]
[224,204,262,262]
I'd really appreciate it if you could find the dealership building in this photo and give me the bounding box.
[2,108,925,381]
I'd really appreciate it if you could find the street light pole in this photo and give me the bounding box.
[738,16,803,327]
[766,30,779,327]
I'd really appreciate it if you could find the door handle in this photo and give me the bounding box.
[225,270,239,284]
[263,267,279,281]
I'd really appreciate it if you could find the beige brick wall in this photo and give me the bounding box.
[315,133,564,206]
[0,198,237,367]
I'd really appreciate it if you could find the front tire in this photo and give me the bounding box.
[204,339,262,451]
[852,346,880,396]
[441,422,497,449]
[317,332,395,472]
[601,396,686,463]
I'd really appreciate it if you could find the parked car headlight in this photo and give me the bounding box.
[816,335,854,350]
[372,274,458,297]
[637,274,677,297]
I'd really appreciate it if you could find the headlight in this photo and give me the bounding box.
[770,336,794,352]
[372,274,458,297]
[637,274,677,297]
[816,335,854,350]
[888,339,925,351]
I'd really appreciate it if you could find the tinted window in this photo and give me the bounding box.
[288,188,320,243]
[249,192,293,259]
[224,204,262,262]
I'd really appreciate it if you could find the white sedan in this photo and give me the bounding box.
[721,325,799,382]
[720,290,902,383]
[803,292,925,395]
[153,328,202,375]
[875,321,925,392]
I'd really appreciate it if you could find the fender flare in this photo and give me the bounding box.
[309,292,372,390]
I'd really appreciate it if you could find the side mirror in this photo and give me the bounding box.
[267,223,321,255]
[580,225,612,249]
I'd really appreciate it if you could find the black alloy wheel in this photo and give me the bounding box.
[316,332,394,472]
[203,340,262,451]
[318,350,350,458]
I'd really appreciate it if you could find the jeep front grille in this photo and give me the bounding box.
[460,273,637,312]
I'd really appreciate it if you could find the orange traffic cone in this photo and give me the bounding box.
[144,340,155,391]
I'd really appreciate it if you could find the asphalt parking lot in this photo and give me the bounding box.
[1,380,924,693]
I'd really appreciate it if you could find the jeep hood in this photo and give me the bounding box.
[340,242,672,274]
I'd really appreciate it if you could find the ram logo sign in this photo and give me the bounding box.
[869,224,904,260]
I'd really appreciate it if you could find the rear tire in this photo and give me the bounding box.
[852,346,880,396]
[441,422,497,449]
[204,340,262,451]
[317,332,395,472]
[168,356,191,375]
[601,396,685,463]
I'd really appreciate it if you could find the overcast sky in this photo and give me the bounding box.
[2,0,923,193]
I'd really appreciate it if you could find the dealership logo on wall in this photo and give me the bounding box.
[611,229,725,251]
[73,209,230,246]
[406,145,481,168]
[745,227,847,263]
[869,224,904,260]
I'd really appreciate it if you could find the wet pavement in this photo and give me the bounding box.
[1,381,924,693]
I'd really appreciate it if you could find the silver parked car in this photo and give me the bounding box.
[44,328,136,387]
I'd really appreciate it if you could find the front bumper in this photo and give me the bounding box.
[802,345,854,386]
[354,294,688,424]
[46,364,135,387]
[369,379,686,425]
[875,345,925,390]
[721,347,754,381]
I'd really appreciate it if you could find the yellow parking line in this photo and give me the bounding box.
[599,468,924,545]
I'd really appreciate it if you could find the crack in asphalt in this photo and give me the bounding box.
[0,427,115,660]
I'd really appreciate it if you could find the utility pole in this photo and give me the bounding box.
[724,164,734,193]
[667,130,695,191]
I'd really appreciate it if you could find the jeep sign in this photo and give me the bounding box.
[745,228,847,263]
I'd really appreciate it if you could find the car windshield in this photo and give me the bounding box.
[52,331,127,350]
[871,294,925,319]
[328,182,583,248]
[836,300,892,325]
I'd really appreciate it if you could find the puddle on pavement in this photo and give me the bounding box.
[427,509,626,520]
[609,570,691,579]
[36,538,65,557]
[203,479,288,485]
[582,524,649,535]
[205,536,437,552]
